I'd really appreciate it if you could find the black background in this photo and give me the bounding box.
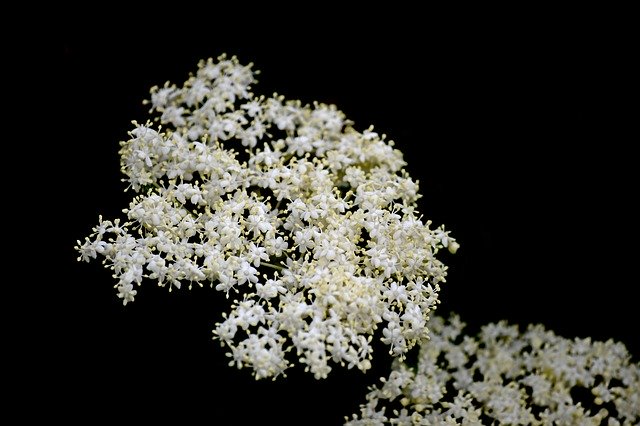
[44,30,636,423]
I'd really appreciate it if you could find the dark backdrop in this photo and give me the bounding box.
[47,36,635,423]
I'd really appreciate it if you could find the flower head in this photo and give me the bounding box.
[346,315,640,425]
[77,54,458,380]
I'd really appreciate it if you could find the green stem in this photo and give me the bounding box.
[261,262,284,271]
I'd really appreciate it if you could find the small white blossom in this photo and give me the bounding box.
[116,283,137,305]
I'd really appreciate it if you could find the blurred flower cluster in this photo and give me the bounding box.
[347,315,640,425]
[76,54,457,380]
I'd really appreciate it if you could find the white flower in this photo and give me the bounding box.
[116,283,137,305]
[77,54,458,380]
[149,84,178,110]
[383,282,408,306]
[293,228,316,253]
[235,260,258,286]
[246,243,269,267]
[75,237,98,262]
[241,99,262,117]
[255,279,285,300]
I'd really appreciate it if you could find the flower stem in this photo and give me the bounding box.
[261,262,284,271]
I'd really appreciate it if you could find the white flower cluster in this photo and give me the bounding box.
[346,315,640,425]
[76,54,458,380]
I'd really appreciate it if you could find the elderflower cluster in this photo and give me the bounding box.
[76,54,458,380]
[346,315,640,425]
